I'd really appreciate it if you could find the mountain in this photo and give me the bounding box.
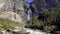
[31,0,60,14]
[0,0,60,23]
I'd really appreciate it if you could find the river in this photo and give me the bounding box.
[24,28,51,34]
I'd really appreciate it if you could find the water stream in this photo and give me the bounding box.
[24,28,51,34]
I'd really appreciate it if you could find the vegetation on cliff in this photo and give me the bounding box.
[25,7,60,31]
[0,18,23,31]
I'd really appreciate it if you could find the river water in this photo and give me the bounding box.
[1,27,51,34]
[24,28,51,34]
[13,27,51,34]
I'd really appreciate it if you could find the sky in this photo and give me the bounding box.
[24,0,34,3]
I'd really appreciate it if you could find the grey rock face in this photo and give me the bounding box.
[0,0,27,23]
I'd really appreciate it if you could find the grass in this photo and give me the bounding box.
[0,18,23,31]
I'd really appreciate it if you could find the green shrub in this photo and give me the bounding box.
[0,18,23,31]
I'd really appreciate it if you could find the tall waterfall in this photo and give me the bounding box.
[24,2,32,22]
[27,8,32,21]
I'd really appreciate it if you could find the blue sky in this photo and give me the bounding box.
[24,0,34,3]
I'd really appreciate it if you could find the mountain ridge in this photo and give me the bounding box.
[31,0,59,13]
[0,0,60,23]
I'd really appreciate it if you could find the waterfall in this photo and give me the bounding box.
[27,8,32,21]
[26,4,32,21]
[24,2,32,22]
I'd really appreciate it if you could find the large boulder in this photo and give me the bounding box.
[0,11,23,23]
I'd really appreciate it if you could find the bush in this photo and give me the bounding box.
[0,18,23,31]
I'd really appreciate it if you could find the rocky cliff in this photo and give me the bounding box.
[0,0,59,23]
[0,0,28,23]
